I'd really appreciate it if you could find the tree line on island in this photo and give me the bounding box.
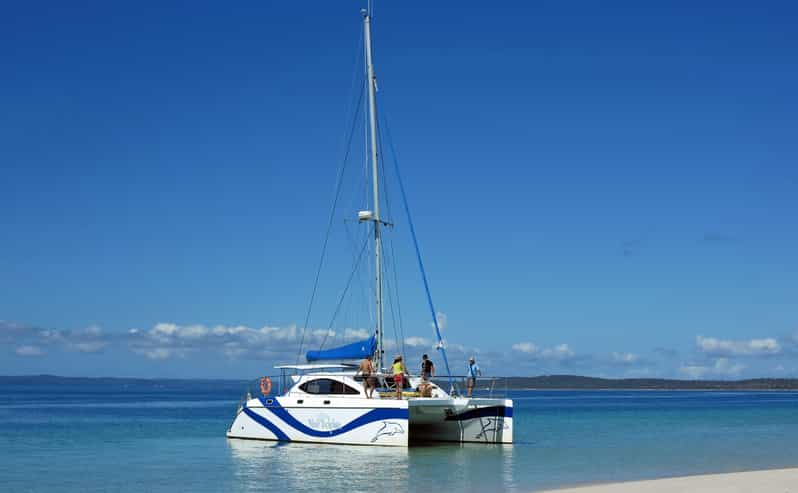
[500,375,798,390]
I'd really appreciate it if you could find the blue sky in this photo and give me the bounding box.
[2,1,796,378]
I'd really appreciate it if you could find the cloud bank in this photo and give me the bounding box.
[3,320,797,378]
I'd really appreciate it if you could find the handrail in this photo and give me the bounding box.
[236,373,514,405]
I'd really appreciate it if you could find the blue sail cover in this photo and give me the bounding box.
[306,336,376,362]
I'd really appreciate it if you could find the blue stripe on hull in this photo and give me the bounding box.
[444,405,512,421]
[242,407,290,441]
[247,398,408,438]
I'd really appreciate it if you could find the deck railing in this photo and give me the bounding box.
[425,375,511,398]
[239,374,512,401]
[240,375,288,399]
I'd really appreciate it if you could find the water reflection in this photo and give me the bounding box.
[227,439,516,492]
[408,443,516,491]
[227,439,410,492]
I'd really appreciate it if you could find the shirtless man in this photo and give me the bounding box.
[421,354,435,381]
[358,356,375,398]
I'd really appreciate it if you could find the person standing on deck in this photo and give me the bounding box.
[357,356,375,398]
[467,356,481,397]
[392,356,406,400]
[421,354,435,381]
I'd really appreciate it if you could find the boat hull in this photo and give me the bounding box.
[227,396,512,446]
[409,398,513,444]
[226,397,409,446]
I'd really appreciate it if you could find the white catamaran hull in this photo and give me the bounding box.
[410,397,513,444]
[227,396,409,446]
[226,396,512,446]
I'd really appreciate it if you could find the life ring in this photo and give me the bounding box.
[260,377,272,396]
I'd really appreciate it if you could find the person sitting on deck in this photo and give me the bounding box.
[417,381,433,398]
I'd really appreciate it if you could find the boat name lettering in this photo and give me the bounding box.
[307,415,342,431]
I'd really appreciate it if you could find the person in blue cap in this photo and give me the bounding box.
[466,356,481,397]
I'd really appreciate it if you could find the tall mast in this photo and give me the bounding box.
[363,9,384,371]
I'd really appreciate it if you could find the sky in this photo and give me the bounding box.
[1,1,796,379]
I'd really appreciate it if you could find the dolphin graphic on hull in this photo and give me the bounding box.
[371,421,405,443]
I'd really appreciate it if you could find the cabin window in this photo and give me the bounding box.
[299,378,360,395]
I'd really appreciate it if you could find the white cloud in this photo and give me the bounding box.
[696,336,781,356]
[343,328,370,340]
[142,348,174,360]
[714,358,747,376]
[430,311,447,332]
[86,325,103,335]
[679,357,746,378]
[62,326,107,353]
[404,336,431,348]
[512,342,538,354]
[512,342,575,361]
[70,341,107,353]
[211,325,247,336]
[126,322,372,361]
[612,352,639,364]
[222,342,246,359]
[542,344,574,360]
[15,345,44,356]
[6,318,796,379]
[178,325,209,339]
[38,329,66,344]
[3,323,107,354]
[153,323,179,337]
[679,364,707,379]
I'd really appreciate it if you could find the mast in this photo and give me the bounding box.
[363,9,384,371]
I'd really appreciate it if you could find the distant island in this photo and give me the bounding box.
[0,374,246,385]
[2,374,798,390]
[501,375,798,390]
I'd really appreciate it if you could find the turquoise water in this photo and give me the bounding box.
[2,381,798,492]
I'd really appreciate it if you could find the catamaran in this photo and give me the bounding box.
[226,7,513,447]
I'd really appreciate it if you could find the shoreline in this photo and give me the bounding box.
[538,468,798,492]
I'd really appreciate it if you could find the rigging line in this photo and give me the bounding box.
[343,137,372,232]
[334,232,361,350]
[383,247,404,360]
[376,119,406,359]
[376,117,393,222]
[381,110,455,393]
[387,230,406,358]
[318,235,370,351]
[295,39,366,365]
[344,219,373,328]
[380,237,398,349]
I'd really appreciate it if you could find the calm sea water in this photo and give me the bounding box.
[1,380,798,492]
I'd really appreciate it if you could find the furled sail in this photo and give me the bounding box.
[306,336,376,362]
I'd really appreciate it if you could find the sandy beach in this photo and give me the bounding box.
[540,468,798,492]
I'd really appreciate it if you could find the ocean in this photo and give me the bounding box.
[1,380,797,492]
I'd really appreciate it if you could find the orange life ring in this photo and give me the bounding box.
[260,377,272,396]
